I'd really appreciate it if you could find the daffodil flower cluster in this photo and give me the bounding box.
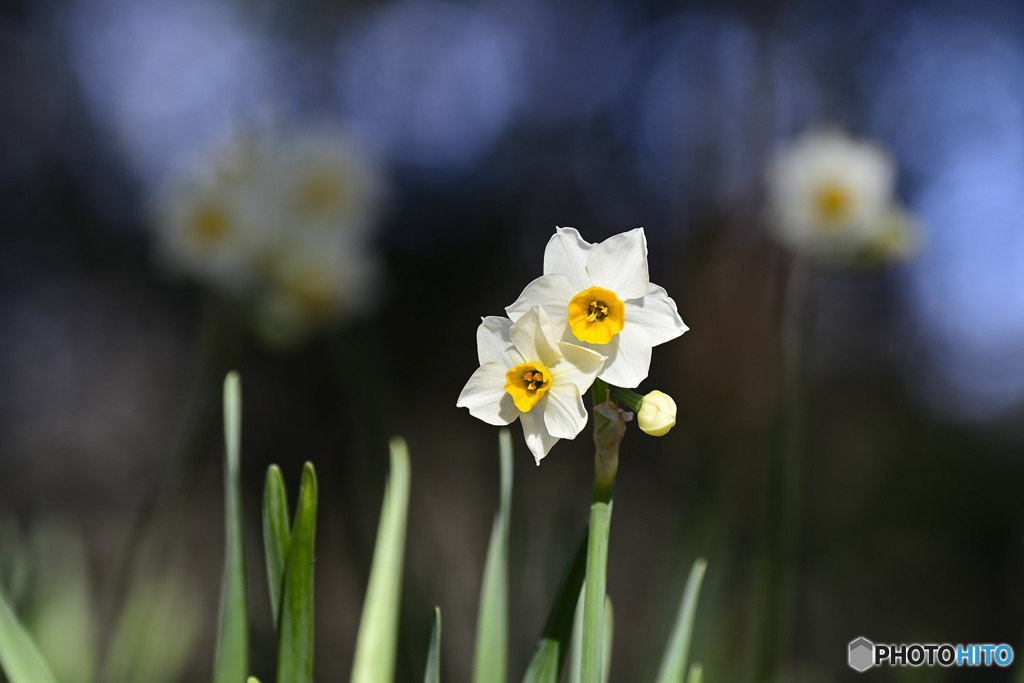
[458,227,688,463]
[765,128,918,265]
[152,125,386,346]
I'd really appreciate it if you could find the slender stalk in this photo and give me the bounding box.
[580,378,630,683]
[580,501,612,683]
[103,296,239,656]
[751,258,815,682]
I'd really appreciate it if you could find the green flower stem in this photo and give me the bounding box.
[581,501,612,683]
[580,378,632,683]
[751,258,815,682]
[607,386,643,414]
[104,296,240,638]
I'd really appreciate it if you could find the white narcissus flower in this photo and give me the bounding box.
[766,128,917,263]
[506,227,687,389]
[457,306,606,463]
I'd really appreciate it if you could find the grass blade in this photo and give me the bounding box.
[263,465,291,631]
[568,592,613,683]
[521,524,589,683]
[350,437,412,683]
[0,586,58,683]
[423,607,441,683]
[686,663,703,683]
[601,596,613,683]
[580,501,612,683]
[654,558,708,683]
[214,371,248,683]
[472,429,513,683]
[276,463,318,683]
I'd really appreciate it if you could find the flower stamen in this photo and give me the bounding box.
[815,181,851,229]
[568,286,625,344]
[505,363,551,412]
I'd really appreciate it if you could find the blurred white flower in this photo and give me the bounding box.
[269,127,385,233]
[457,306,605,463]
[506,227,687,389]
[152,125,386,345]
[765,128,918,264]
[253,235,380,348]
[153,153,273,293]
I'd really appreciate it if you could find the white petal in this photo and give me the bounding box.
[624,284,688,347]
[457,363,519,426]
[509,306,562,367]
[543,227,593,291]
[520,407,559,464]
[505,273,576,339]
[477,316,520,366]
[597,324,652,389]
[586,228,649,301]
[550,342,606,395]
[541,383,588,440]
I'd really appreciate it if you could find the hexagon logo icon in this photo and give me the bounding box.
[849,637,875,672]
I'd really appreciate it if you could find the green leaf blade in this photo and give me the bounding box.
[350,437,412,683]
[214,371,249,683]
[262,465,291,631]
[0,587,59,683]
[472,429,513,683]
[521,525,589,683]
[654,558,708,683]
[423,607,441,683]
[276,462,318,683]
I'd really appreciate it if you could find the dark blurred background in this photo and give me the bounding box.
[2,0,1024,681]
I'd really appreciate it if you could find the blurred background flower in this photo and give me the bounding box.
[152,125,385,347]
[765,127,917,265]
[2,0,1024,681]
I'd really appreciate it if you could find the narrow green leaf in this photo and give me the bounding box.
[276,463,318,683]
[0,586,58,683]
[566,588,583,683]
[262,465,291,631]
[686,663,703,683]
[247,678,262,683]
[101,571,203,683]
[214,371,248,683]
[350,437,412,683]
[568,592,613,683]
[472,429,513,683]
[601,596,613,683]
[423,607,441,683]
[580,501,613,683]
[521,525,589,683]
[654,558,708,683]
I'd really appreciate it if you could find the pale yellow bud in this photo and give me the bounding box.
[637,390,676,436]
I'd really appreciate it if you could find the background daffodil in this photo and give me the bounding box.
[765,127,917,264]
[506,227,688,389]
[457,305,606,463]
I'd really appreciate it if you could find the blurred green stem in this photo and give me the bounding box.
[751,257,814,683]
[103,296,240,660]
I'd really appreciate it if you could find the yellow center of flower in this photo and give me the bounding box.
[567,286,625,344]
[300,169,345,214]
[192,206,231,248]
[814,181,851,229]
[292,273,338,321]
[504,363,551,412]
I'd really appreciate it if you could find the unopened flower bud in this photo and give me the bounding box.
[637,390,676,436]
